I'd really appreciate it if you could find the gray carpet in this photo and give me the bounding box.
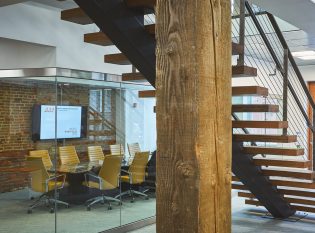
[0,189,156,233]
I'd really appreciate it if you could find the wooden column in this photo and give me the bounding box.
[156,0,232,232]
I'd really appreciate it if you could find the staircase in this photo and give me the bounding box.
[61,0,315,218]
[88,106,117,145]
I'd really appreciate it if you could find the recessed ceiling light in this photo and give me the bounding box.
[298,55,315,60]
[292,50,315,60]
[310,0,315,3]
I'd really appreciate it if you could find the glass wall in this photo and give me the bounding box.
[0,68,156,233]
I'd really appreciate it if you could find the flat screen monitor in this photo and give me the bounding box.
[32,104,87,141]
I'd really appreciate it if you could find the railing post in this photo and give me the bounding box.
[237,0,245,66]
[313,113,315,171]
[282,49,288,135]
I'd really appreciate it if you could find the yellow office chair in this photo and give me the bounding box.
[88,146,105,162]
[26,156,69,214]
[29,150,53,168]
[115,151,150,202]
[127,142,141,166]
[84,155,123,210]
[109,144,125,156]
[59,146,80,165]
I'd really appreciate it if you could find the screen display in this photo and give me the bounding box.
[32,104,87,141]
[39,105,83,140]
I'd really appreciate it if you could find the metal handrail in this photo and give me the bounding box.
[245,1,315,133]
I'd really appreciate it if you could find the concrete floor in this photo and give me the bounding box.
[128,196,315,233]
[3,189,315,233]
[0,189,156,233]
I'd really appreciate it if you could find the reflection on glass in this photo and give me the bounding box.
[0,78,56,233]
[0,69,156,233]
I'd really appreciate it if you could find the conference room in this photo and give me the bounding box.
[0,68,156,233]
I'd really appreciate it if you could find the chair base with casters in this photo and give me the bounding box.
[26,157,70,214]
[115,185,149,203]
[27,191,70,214]
[85,194,121,211]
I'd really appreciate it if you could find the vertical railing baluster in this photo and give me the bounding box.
[282,49,288,135]
[313,113,315,171]
[237,0,245,66]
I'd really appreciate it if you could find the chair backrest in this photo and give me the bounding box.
[129,151,149,184]
[127,143,141,165]
[88,146,105,162]
[59,146,80,165]
[98,155,123,190]
[110,144,124,156]
[26,156,50,193]
[29,150,53,168]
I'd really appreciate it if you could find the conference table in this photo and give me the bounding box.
[48,161,103,204]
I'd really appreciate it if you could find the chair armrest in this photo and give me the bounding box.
[121,169,130,174]
[45,174,66,192]
[84,172,102,189]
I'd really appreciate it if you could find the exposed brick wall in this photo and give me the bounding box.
[0,83,117,193]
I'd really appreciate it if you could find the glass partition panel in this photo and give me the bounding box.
[119,83,156,225]
[0,76,58,233]
[55,77,122,232]
[0,68,156,233]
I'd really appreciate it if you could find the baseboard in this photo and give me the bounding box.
[100,216,156,233]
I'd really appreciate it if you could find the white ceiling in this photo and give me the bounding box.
[27,0,77,10]
[249,0,315,66]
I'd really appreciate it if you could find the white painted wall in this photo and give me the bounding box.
[0,38,56,69]
[300,65,315,82]
[0,3,131,74]
[124,90,156,161]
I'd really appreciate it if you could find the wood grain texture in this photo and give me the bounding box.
[61,8,92,25]
[243,146,304,156]
[253,158,311,168]
[232,104,279,113]
[84,32,113,46]
[233,134,297,143]
[138,86,270,99]
[156,1,231,232]
[245,199,315,213]
[232,120,288,129]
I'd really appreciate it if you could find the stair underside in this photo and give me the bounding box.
[61,8,92,25]
[253,158,311,168]
[262,168,314,180]
[233,134,297,143]
[232,121,288,129]
[125,0,156,9]
[245,199,315,213]
[243,146,304,156]
[89,130,113,136]
[233,168,314,180]
[138,86,269,98]
[122,65,257,81]
[240,192,315,206]
[232,104,279,112]
[232,176,315,189]
[84,31,244,56]
[105,54,257,76]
